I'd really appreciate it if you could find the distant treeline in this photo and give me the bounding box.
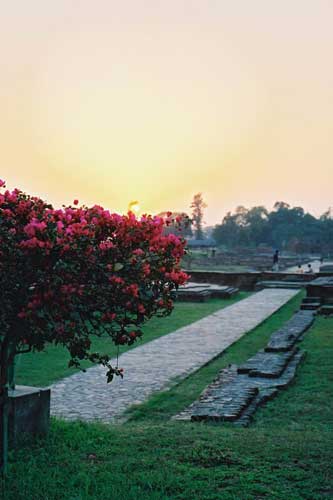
[212,202,333,254]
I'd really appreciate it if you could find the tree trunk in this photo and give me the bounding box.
[0,342,10,475]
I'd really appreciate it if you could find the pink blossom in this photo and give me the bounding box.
[99,240,115,251]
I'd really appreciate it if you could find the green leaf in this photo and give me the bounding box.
[114,263,124,271]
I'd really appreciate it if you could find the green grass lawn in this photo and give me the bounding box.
[4,292,333,499]
[15,293,250,387]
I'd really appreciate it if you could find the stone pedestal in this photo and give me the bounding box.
[8,385,50,445]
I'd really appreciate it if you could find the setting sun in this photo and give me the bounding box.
[128,201,140,214]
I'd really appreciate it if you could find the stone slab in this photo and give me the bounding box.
[177,282,239,301]
[237,348,297,378]
[319,305,333,315]
[236,351,306,426]
[176,289,211,302]
[265,310,314,352]
[181,282,230,291]
[191,379,258,422]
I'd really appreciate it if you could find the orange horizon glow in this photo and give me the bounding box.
[1,1,333,225]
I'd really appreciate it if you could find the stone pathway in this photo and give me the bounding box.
[50,289,298,422]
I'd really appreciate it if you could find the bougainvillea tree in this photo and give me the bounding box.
[0,180,188,471]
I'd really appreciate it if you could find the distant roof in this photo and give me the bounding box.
[187,238,216,248]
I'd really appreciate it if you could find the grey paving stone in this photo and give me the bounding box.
[265,310,314,352]
[237,347,298,378]
[191,378,258,422]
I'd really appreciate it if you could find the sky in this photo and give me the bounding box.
[1,1,333,225]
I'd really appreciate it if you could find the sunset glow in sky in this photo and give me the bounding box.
[1,1,333,224]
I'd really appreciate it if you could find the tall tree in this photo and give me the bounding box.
[244,206,269,246]
[190,193,207,240]
[213,212,241,248]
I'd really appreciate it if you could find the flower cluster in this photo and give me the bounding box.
[0,181,188,382]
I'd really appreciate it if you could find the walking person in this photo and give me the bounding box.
[272,249,279,271]
[306,263,314,274]
[297,264,304,274]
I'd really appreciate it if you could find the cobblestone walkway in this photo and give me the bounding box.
[50,289,298,422]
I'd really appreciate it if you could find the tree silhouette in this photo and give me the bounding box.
[213,201,331,254]
[191,193,207,240]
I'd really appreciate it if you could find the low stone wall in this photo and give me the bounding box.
[184,271,259,291]
[185,254,312,272]
[186,270,318,291]
[262,272,315,282]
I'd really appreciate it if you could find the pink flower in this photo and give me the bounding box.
[133,248,144,256]
[73,199,79,205]
[109,276,124,285]
[99,240,115,251]
[20,237,46,249]
[124,284,139,297]
[142,263,151,277]
[24,219,47,237]
[138,304,145,314]
[102,312,116,322]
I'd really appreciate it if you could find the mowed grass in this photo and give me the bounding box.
[15,293,250,387]
[3,292,333,499]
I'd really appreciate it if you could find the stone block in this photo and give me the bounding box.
[265,310,314,352]
[237,348,297,378]
[191,376,258,422]
[8,385,50,445]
